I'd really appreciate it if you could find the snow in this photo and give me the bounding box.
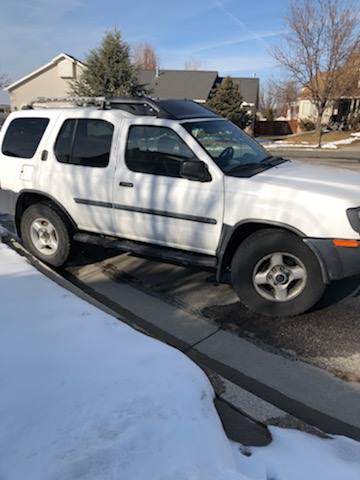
[266,131,360,150]
[0,242,244,480]
[0,237,360,479]
[232,427,360,480]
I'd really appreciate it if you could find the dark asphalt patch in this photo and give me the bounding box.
[203,279,360,382]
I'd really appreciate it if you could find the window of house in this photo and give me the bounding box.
[2,117,49,158]
[54,119,114,168]
[125,125,196,178]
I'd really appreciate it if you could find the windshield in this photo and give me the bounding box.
[183,119,286,177]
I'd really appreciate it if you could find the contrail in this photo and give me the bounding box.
[214,0,272,49]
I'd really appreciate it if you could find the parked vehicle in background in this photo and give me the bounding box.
[1,97,360,317]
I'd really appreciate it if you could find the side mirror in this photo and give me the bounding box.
[180,160,211,182]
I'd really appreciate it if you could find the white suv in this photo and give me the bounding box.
[1,97,360,317]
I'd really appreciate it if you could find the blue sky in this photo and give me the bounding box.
[0,0,289,103]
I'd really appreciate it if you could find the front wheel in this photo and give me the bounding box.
[231,229,326,317]
[20,202,72,267]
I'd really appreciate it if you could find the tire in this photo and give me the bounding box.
[230,229,326,317]
[20,202,72,267]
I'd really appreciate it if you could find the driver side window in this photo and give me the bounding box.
[125,125,196,178]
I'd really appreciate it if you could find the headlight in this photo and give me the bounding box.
[347,208,360,233]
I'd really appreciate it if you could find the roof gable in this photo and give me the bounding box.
[5,53,84,92]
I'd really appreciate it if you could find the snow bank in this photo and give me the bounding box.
[1,241,360,480]
[232,427,360,480]
[0,243,244,480]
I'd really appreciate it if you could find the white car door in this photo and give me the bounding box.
[36,113,118,235]
[112,119,224,255]
[0,114,52,212]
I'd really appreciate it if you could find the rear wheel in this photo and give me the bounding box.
[20,202,72,267]
[231,229,326,317]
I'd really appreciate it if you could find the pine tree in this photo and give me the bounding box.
[70,29,140,97]
[207,77,252,129]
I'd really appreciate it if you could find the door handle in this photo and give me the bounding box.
[119,181,134,188]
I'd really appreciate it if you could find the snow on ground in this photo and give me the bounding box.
[0,242,244,480]
[232,427,360,480]
[266,131,360,150]
[0,237,360,480]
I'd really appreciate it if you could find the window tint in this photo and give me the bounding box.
[54,119,114,168]
[125,126,195,177]
[54,119,76,164]
[2,117,49,159]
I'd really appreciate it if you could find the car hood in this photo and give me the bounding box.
[223,160,360,239]
[231,160,360,202]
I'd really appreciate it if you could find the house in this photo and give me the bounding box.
[5,53,85,110]
[297,60,360,128]
[5,53,259,113]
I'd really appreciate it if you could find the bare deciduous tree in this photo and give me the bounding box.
[184,58,202,70]
[0,73,9,89]
[132,43,158,70]
[260,79,299,120]
[260,80,278,120]
[274,80,299,117]
[272,0,360,146]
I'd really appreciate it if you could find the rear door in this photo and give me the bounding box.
[36,113,118,235]
[112,119,224,255]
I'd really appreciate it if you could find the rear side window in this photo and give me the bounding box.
[2,117,49,159]
[54,119,114,168]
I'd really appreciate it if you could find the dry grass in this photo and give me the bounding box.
[284,130,357,144]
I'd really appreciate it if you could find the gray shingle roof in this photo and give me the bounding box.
[221,77,259,107]
[137,69,259,108]
[137,69,218,102]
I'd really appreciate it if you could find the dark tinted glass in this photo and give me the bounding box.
[54,119,76,164]
[125,126,195,177]
[55,119,114,167]
[2,117,49,158]
[158,100,219,119]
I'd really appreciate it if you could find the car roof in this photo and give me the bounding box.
[10,98,220,123]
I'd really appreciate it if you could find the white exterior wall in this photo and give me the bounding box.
[298,99,333,125]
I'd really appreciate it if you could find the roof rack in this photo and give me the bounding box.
[21,96,107,110]
[23,96,219,120]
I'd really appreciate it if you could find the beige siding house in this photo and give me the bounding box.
[5,53,85,110]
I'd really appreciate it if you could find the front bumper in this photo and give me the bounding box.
[305,238,360,283]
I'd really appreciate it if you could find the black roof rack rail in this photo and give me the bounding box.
[23,95,219,120]
[105,96,174,118]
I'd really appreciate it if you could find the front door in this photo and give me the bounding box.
[112,120,224,255]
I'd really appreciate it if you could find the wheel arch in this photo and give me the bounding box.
[216,220,307,282]
[15,190,78,236]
